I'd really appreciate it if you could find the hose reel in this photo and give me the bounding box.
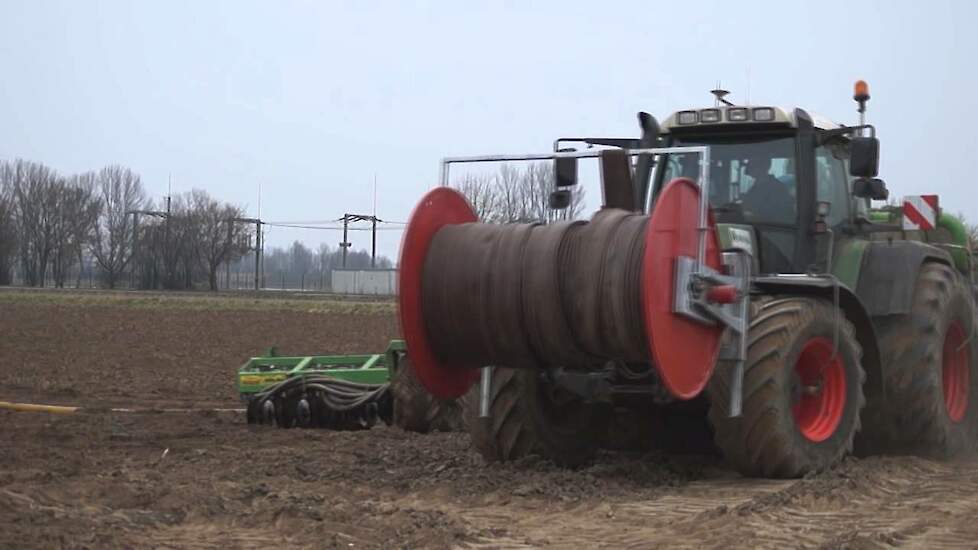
[399,175,746,404]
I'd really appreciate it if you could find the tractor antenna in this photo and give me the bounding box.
[711,83,734,107]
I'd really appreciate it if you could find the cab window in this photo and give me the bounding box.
[659,136,797,226]
[815,142,851,227]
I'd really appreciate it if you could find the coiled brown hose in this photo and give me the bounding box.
[421,207,652,371]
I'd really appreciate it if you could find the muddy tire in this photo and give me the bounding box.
[709,297,865,478]
[868,262,978,455]
[464,368,536,462]
[465,367,603,467]
[389,356,463,433]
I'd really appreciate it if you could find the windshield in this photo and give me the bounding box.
[659,136,797,226]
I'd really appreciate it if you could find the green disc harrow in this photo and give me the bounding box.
[238,340,405,430]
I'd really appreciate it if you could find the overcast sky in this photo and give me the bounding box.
[1,0,975,259]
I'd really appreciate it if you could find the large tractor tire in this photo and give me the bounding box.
[709,297,866,478]
[464,368,536,462]
[389,356,464,433]
[464,367,604,467]
[868,262,978,455]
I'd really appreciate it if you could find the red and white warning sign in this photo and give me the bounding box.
[902,195,939,231]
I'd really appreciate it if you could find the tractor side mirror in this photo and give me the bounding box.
[850,136,879,178]
[853,177,889,201]
[549,189,572,210]
[554,149,578,188]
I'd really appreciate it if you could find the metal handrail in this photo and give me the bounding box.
[438,145,712,272]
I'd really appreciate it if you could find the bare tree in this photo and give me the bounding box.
[452,173,498,221]
[185,189,251,291]
[50,174,99,287]
[90,166,145,288]
[9,160,61,286]
[452,162,585,224]
[0,163,18,285]
[158,195,191,290]
[316,242,332,289]
[290,240,313,289]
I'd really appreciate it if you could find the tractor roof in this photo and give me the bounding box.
[660,105,841,133]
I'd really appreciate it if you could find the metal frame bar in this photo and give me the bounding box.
[439,146,711,271]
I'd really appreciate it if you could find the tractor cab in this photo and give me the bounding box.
[648,101,882,275]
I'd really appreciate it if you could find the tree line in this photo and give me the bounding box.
[0,158,574,292]
[0,159,254,290]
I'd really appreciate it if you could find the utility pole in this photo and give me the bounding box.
[340,213,352,268]
[257,220,263,289]
[371,216,377,268]
[225,219,233,290]
[163,195,171,248]
[338,213,381,269]
[130,211,138,288]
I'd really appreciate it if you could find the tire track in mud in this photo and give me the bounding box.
[456,456,978,549]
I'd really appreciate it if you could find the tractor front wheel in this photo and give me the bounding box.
[709,297,865,478]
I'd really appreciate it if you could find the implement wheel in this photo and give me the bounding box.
[390,356,464,433]
[465,367,603,467]
[709,297,865,478]
[868,262,978,454]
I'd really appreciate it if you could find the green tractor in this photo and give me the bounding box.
[397,81,978,477]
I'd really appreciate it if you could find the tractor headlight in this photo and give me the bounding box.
[727,108,749,122]
[700,109,721,123]
[752,107,775,122]
[677,110,698,125]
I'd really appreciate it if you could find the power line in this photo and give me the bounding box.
[261,219,406,225]
[262,222,403,231]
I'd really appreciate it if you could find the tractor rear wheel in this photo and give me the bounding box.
[389,356,464,433]
[464,367,603,467]
[869,262,978,454]
[709,297,865,478]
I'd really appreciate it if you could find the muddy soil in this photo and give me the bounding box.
[3,296,978,549]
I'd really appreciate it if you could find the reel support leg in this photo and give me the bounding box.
[479,366,493,419]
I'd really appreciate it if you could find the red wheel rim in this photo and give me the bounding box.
[642,178,724,399]
[397,187,480,399]
[792,337,847,443]
[942,321,969,423]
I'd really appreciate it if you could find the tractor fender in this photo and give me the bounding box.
[854,240,953,317]
[752,275,883,402]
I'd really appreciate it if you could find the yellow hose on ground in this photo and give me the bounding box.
[0,401,78,414]
[0,400,244,414]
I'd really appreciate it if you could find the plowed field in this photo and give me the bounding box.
[2,290,977,549]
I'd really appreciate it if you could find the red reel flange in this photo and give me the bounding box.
[642,178,724,399]
[398,187,480,399]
